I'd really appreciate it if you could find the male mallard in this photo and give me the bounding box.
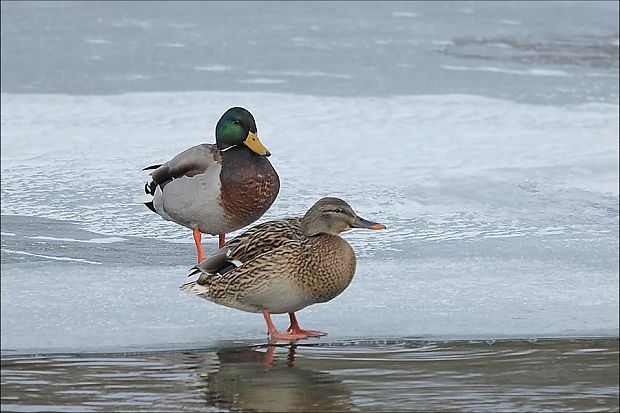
[139,107,280,262]
[181,197,385,340]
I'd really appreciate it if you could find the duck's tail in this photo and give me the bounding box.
[180,280,198,294]
[132,190,156,212]
[134,164,162,212]
[181,264,214,297]
[180,280,210,297]
[133,192,154,204]
[188,262,206,277]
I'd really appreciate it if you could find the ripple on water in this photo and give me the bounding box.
[4,338,616,412]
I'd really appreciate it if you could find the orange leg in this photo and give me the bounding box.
[193,229,206,262]
[218,232,226,248]
[287,312,327,337]
[261,344,296,369]
[262,310,308,340]
[262,345,276,369]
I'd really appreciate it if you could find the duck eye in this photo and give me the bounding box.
[233,120,241,125]
[334,208,344,214]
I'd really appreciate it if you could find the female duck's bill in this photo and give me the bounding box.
[352,216,386,230]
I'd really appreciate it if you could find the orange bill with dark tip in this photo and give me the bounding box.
[367,223,386,230]
[352,216,386,230]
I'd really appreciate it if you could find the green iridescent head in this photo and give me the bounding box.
[215,107,270,156]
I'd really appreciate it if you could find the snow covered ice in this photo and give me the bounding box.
[1,92,618,352]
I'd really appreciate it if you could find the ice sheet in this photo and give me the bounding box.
[1,91,618,352]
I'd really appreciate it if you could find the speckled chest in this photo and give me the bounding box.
[297,235,357,303]
[219,147,280,230]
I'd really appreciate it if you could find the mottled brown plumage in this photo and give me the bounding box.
[181,197,385,340]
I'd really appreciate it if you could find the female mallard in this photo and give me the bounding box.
[139,107,280,262]
[181,197,385,340]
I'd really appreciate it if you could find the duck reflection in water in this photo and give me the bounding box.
[197,344,352,412]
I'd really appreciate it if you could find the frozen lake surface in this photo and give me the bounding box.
[1,91,618,354]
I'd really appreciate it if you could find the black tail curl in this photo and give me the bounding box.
[188,265,201,277]
[143,181,157,213]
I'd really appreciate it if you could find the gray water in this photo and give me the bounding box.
[1,1,618,103]
[1,1,619,411]
[2,339,619,412]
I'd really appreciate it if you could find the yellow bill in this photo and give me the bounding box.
[244,131,271,156]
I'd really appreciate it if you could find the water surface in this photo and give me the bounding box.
[2,339,618,412]
[1,1,618,103]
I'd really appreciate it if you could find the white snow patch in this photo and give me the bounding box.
[85,38,110,44]
[497,19,522,25]
[586,72,618,78]
[392,12,418,18]
[432,40,455,46]
[157,42,185,48]
[28,236,126,244]
[441,65,572,77]
[194,65,230,72]
[2,249,102,265]
[246,70,351,79]
[238,78,286,84]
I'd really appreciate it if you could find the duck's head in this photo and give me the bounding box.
[215,107,271,156]
[301,197,386,236]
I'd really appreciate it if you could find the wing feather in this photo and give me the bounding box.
[191,218,303,283]
[146,144,220,191]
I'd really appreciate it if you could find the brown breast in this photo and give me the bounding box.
[298,235,357,303]
[219,146,280,231]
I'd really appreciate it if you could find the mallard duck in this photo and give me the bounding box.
[138,107,280,262]
[181,197,385,340]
